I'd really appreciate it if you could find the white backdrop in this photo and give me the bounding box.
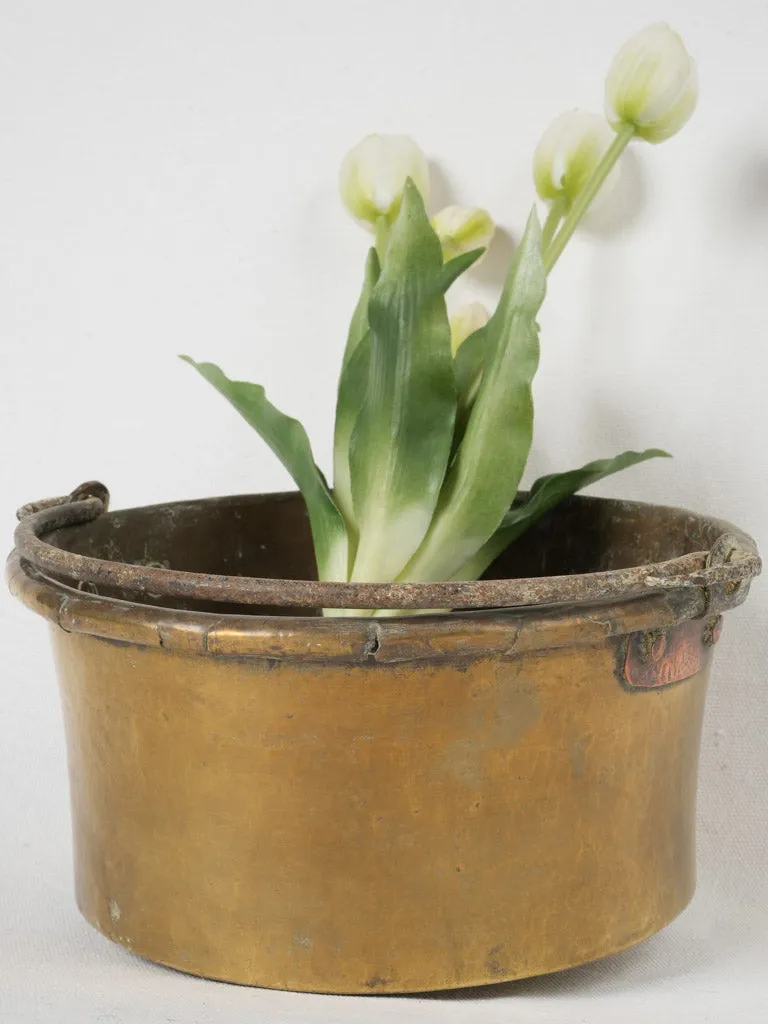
[1,1,766,1021]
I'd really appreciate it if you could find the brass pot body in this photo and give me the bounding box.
[7,490,760,994]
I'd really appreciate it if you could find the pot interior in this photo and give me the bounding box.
[40,491,724,617]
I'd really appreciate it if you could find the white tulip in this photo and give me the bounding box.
[431,205,495,261]
[605,23,698,143]
[533,110,620,210]
[449,303,490,355]
[339,134,430,231]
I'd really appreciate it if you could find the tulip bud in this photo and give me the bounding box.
[431,205,495,261]
[449,303,490,356]
[605,23,698,143]
[533,110,620,210]
[339,133,430,231]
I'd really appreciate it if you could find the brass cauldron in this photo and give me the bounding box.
[7,483,760,994]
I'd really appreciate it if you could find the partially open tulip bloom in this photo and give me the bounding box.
[533,110,620,211]
[605,23,698,143]
[432,205,495,261]
[450,303,490,355]
[339,134,430,230]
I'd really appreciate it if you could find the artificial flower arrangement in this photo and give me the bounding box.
[183,23,698,614]
[11,20,764,996]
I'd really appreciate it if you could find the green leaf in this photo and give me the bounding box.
[453,323,485,400]
[333,247,482,549]
[449,249,513,442]
[453,448,671,581]
[333,249,380,538]
[347,179,458,582]
[341,248,380,373]
[438,248,485,291]
[180,357,349,581]
[333,246,483,573]
[398,207,547,582]
[451,322,487,448]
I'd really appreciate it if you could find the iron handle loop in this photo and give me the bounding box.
[16,482,110,523]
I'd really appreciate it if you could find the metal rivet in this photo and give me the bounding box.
[702,615,723,647]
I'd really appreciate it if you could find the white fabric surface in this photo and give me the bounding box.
[1,0,767,1019]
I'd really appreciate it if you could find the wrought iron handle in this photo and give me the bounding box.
[11,481,761,611]
[645,530,761,608]
[16,481,110,523]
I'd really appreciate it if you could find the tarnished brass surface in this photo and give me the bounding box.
[6,489,760,994]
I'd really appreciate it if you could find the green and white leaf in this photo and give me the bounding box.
[347,179,458,583]
[180,357,349,581]
[453,448,671,581]
[333,248,380,538]
[334,244,483,571]
[398,207,547,582]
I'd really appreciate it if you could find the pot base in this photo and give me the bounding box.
[80,897,692,994]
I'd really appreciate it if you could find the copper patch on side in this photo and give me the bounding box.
[621,619,716,691]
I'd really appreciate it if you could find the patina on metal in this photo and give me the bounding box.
[6,483,761,994]
[619,617,721,691]
[13,482,761,612]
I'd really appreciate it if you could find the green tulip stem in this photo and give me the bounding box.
[541,197,566,251]
[375,216,391,261]
[543,123,635,272]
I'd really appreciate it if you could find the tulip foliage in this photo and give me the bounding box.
[183,22,697,613]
